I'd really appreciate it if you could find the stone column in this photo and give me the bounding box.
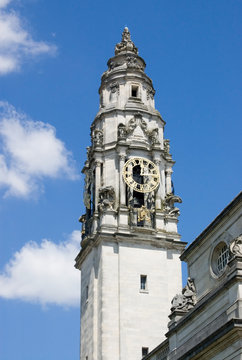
[95,161,101,211]
[119,154,126,206]
[154,159,162,209]
[166,168,173,194]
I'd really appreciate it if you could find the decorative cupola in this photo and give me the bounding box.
[79,27,182,244]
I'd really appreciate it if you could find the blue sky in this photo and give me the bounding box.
[0,1,241,359]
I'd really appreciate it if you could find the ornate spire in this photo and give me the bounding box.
[115,27,138,55]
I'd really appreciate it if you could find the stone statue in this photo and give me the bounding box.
[138,205,151,223]
[162,193,182,217]
[84,170,91,209]
[164,139,170,155]
[230,235,242,257]
[92,129,103,147]
[149,128,160,145]
[127,117,137,133]
[118,123,127,140]
[98,186,116,212]
[115,27,138,55]
[171,277,197,312]
[140,118,148,133]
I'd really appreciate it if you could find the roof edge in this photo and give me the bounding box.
[181,191,242,261]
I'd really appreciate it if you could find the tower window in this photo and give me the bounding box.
[100,163,104,186]
[131,85,139,97]
[142,347,149,357]
[140,275,147,290]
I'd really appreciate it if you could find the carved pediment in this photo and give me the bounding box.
[117,114,160,146]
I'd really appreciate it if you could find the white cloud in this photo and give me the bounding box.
[0,231,81,307]
[0,101,78,198]
[0,0,56,74]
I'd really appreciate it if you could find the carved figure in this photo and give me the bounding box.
[118,123,127,140]
[149,128,160,145]
[164,139,170,155]
[84,170,91,209]
[138,206,151,222]
[230,235,242,257]
[140,119,148,133]
[115,27,138,55]
[162,193,182,217]
[98,186,115,212]
[171,278,197,312]
[92,129,103,147]
[127,117,137,133]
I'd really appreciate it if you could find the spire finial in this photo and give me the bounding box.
[115,27,138,55]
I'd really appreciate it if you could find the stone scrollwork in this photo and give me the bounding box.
[162,193,182,217]
[171,278,197,313]
[108,60,122,71]
[92,129,103,147]
[98,186,116,213]
[230,235,242,257]
[126,56,143,70]
[146,86,155,100]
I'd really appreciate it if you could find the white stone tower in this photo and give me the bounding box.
[75,28,186,360]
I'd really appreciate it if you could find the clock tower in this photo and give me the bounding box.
[75,28,185,360]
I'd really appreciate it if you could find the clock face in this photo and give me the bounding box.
[122,157,160,193]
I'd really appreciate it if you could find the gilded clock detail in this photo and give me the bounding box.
[122,157,160,193]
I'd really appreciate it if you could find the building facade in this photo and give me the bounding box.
[144,192,242,360]
[75,28,186,360]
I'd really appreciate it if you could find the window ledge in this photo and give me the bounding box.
[139,289,149,294]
